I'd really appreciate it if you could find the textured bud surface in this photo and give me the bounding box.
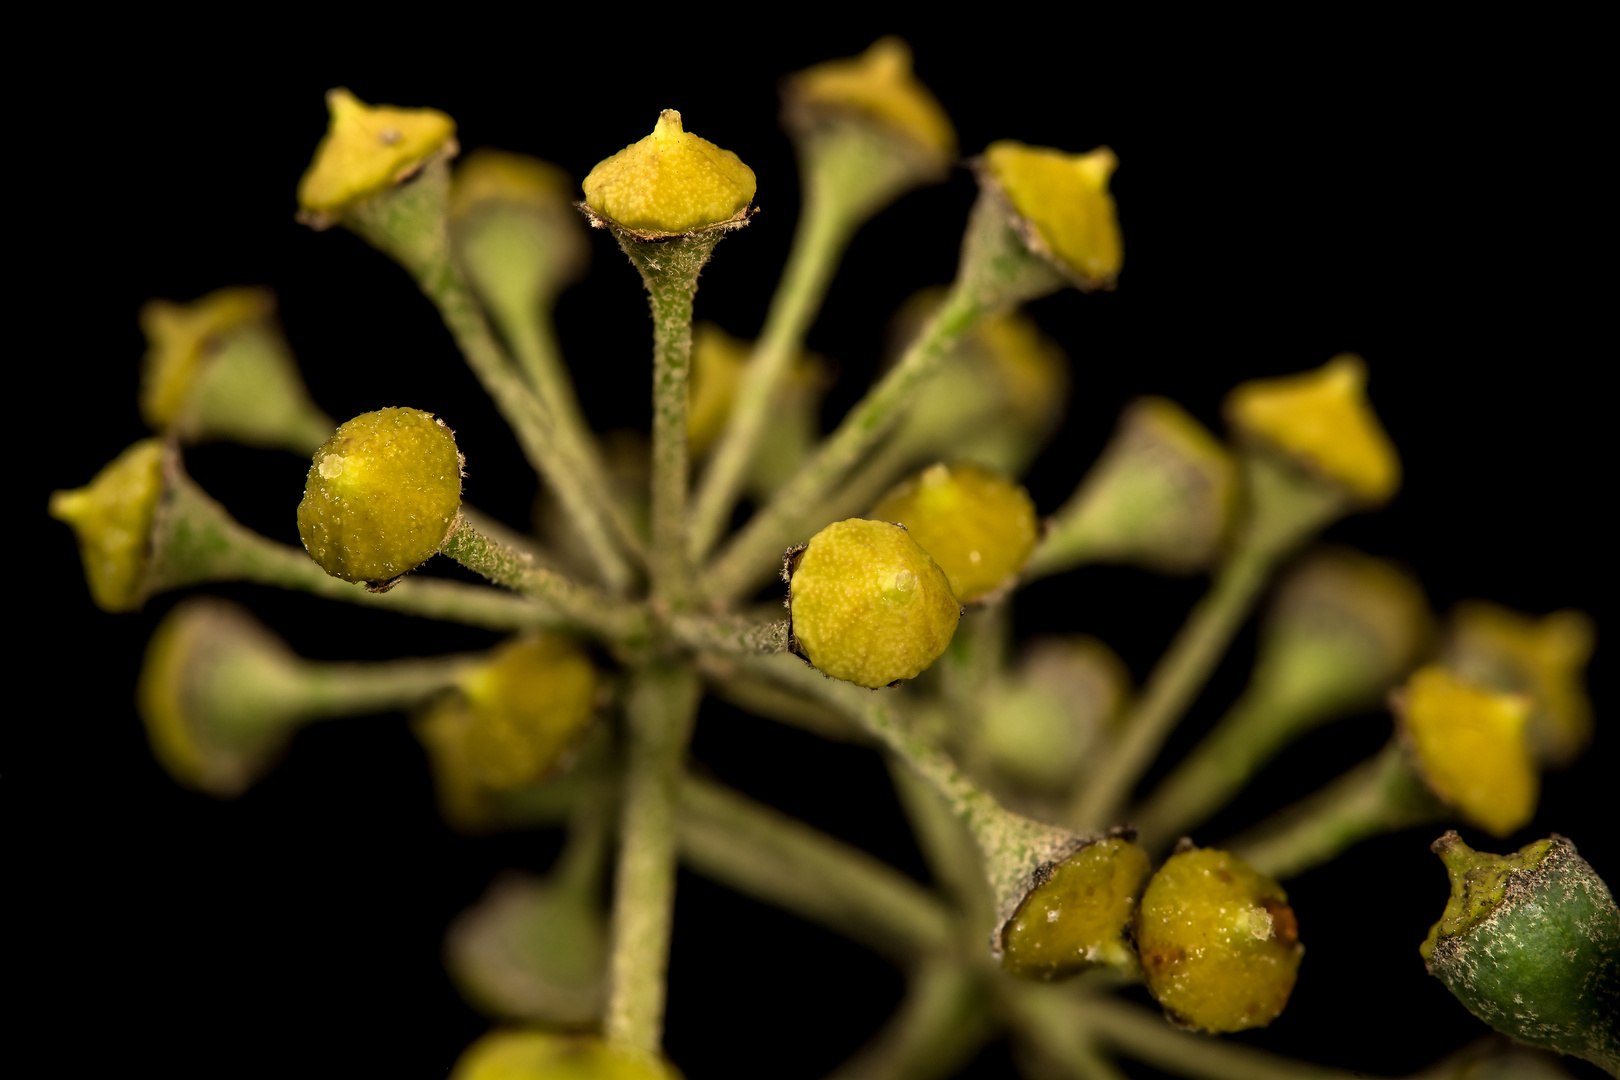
[297,407,463,585]
[790,518,960,688]
[583,110,755,235]
[48,439,166,612]
[871,463,1036,603]
[450,1029,682,1080]
[1137,847,1303,1032]
[297,88,456,222]
[1443,601,1596,767]
[455,635,599,790]
[787,37,956,162]
[1001,838,1153,980]
[1421,833,1620,1073]
[984,141,1123,288]
[1398,666,1537,838]
[1225,354,1399,505]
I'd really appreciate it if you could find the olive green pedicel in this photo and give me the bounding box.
[1422,832,1619,1074]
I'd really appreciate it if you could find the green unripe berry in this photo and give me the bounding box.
[1001,837,1152,980]
[1136,846,1303,1032]
[49,438,167,612]
[870,462,1037,603]
[297,407,464,586]
[1421,832,1619,1074]
[788,518,960,688]
[450,1030,681,1080]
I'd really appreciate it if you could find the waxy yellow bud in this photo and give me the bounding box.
[1225,354,1400,506]
[788,518,960,688]
[1001,837,1152,980]
[49,439,166,612]
[870,462,1037,604]
[785,37,956,165]
[1137,846,1303,1032]
[1442,601,1595,768]
[297,407,464,587]
[450,1030,682,1080]
[1395,666,1537,838]
[582,110,756,236]
[451,634,599,790]
[982,141,1123,290]
[297,88,457,229]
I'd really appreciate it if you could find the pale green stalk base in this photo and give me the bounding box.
[144,452,560,631]
[886,758,996,943]
[1070,455,1345,830]
[439,516,650,643]
[700,189,1067,606]
[676,775,952,962]
[605,664,700,1053]
[826,960,996,1080]
[297,654,476,719]
[1228,741,1445,879]
[342,161,635,591]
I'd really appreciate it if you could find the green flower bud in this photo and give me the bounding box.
[297,407,464,587]
[977,635,1130,794]
[446,870,606,1025]
[1395,666,1538,838]
[980,141,1123,290]
[1225,354,1400,507]
[48,439,166,612]
[140,287,335,455]
[1137,845,1304,1032]
[783,36,956,170]
[869,463,1037,604]
[581,109,755,237]
[1000,836,1153,980]
[1421,832,1619,1074]
[1031,397,1236,578]
[420,634,599,793]
[1442,601,1596,768]
[296,88,457,230]
[450,1030,681,1080]
[788,518,960,688]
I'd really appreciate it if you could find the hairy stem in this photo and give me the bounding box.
[605,664,700,1053]
[677,775,953,963]
[439,516,651,644]
[1227,741,1444,879]
[668,614,790,656]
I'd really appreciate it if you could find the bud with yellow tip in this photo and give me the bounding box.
[296,87,457,230]
[1225,354,1400,507]
[48,439,166,612]
[1395,665,1538,838]
[786,37,956,169]
[449,1030,682,1080]
[582,110,755,239]
[869,462,1037,604]
[979,141,1124,291]
[1442,600,1596,768]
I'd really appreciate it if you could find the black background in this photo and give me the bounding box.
[14,20,1610,1080]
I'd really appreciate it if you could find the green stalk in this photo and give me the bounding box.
[342,162,636,591]
[667,614,790,655]
[143,458,564,631]
[1228,741,1444,879]
[824,960,996,1080]
[604,664,700,1053]
[1068,455,1345,830]
[295,654,477,719]
[686,131,882,562]
[676,775,953,963]
[439,516,651,644]
[694,657,868,744]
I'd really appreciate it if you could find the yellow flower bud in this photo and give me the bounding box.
[582,110,756,236]
[982,141,1123,290]
[1442,601,1595,768]
[686,323,749,458]
[297,407,464,586]
[1137,846,1303,1032]
[296,88,457,229]
[788,518,960,688]
[1001,837,1152,980]
[48,439,166,612]
[450,148,575,220]
[1225,354,1400,505]
[450,1030,681,1080]
[1395,666,1537,838]
[454,634,599,790]
[869,462,1037,603]
[139,287,274,431]
[785,37,956,165]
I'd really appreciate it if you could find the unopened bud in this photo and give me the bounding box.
[582,110,755,237]
[49,439,166,612]
[980,141,1123,290]
[449,1030,682,1080]
[977,636,1130,794]
[870,462,1037,604]
[297,88,457,230]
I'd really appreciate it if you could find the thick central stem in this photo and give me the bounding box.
[605,663,700,1053]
